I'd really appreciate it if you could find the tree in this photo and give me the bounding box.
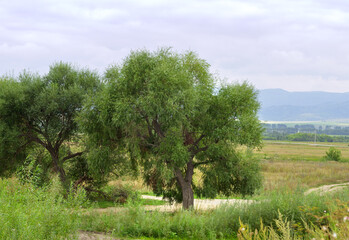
[82,48,263,209]
[325,147,341,161]
[0,62,100,185]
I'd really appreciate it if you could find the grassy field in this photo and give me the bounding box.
[261,160,349,191]
[106,141,349,195]
[254,140,349,192]
[255,140,349,161]
[2,140,349,239]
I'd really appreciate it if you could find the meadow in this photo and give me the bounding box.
[1,140,349,239]
[255,141,349,191]
[256,140,349,161]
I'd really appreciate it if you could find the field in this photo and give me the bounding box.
[256,140,349,161]
[255,140,349,191]
[2,140,349,239]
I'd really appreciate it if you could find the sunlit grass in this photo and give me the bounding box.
[255,140,349,162]
[261,160,349,192]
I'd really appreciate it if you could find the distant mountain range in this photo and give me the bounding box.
[258,89,349,121]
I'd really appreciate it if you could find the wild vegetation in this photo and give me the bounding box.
[0,49,348,239]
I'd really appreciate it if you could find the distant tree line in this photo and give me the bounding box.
[263,124,349,142]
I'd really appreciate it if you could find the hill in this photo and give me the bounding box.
[258,89,349,121]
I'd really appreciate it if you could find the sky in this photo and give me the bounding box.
[1,0,349,92]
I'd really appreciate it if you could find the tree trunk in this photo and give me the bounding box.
[50,151,66,184]
[174,160,195,210]
[182,181,194,210]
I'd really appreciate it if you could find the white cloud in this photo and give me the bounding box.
[1,0,349,92]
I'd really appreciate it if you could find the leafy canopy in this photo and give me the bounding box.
[0,62,100,185]
[82,48,263,206]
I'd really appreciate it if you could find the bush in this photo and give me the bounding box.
[325,147,342,161]
[16,149,50,188]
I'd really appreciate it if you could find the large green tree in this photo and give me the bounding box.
[82,48,263,209]
[0,63,100,185]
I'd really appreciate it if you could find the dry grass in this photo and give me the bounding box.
[108,176,152,193]
[106,141,349,195]
[255,140,349,161]
[261,160,349,191]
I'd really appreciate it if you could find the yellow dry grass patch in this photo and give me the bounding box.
[255,141,349,161]
[262,160,349,191]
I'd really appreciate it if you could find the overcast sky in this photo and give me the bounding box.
[1,0,349,92]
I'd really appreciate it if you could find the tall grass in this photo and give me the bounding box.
[262,160,349,191]
[0,177,82,240]
[80,188,349,239]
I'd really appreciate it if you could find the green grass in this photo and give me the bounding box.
[0,177,81,240]
[93,198,166,208]
[2,171,349,239]
[80,188,349,239]
[255,140,349,162]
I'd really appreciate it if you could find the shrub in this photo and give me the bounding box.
[16,149,50,188]
[325,147,341,161]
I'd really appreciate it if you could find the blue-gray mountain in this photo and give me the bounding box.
[258,89,349,121]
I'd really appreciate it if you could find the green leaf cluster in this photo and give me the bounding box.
[0,62,101,188]
[82,48,263,205]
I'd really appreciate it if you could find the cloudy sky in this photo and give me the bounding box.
[1,0,349,92]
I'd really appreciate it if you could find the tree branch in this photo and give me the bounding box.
[188,133,206,153]
[62,151,84,162]
[23,132,48,149]
[193,134,205,146]
[152,119,165,138]
[192,146,209,155]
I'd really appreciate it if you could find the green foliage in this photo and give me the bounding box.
[16,153,47,188]
[325,147,342,161]
[0,178,81,239]
[238,200,349,240]
[0,62,101,187]
[287,133,333,142]
[82,48,263,208]
[197,149,262,198]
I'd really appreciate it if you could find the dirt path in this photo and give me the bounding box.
[78,231,119,240]
[141,195,254,211]
[304,182,349,195]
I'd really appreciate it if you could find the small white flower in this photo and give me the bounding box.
[324,210,327,213]
[332,232,337,238]
[241,227,245,231]
[343,216,349,222]
[321,226,328,231]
